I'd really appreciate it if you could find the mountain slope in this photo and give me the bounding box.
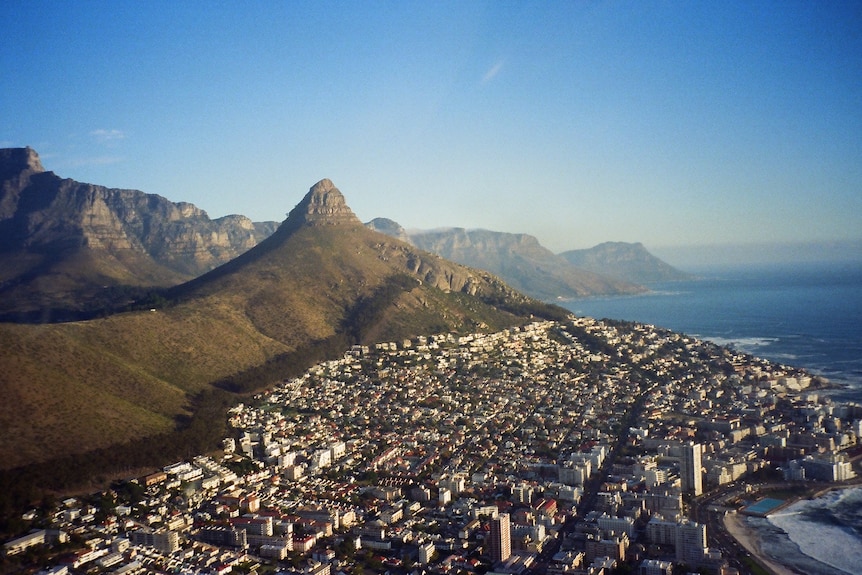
[168,180,560,348]
[396,227,645,300]
[0,147,278,318]
[559,241,691,284]
[0,178,565,472]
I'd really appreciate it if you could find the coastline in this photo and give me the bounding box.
[722,511,800,575]
[720,479,862,575]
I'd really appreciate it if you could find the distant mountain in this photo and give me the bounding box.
[366,217,411,243]
[559,241,691,284]
[367,224,645,301]
[0,147,278,318]
[0,177,565,472]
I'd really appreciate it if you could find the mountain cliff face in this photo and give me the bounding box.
[559,241,691,284]
[289,178,363,226]
[0,147,278,316]
[369,225,645,300]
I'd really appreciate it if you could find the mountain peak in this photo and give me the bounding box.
[0,146,45,178]
[285,178,361,227]
[309,178,337,194]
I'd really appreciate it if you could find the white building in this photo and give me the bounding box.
[675,520,707,565]
[488,513,512,564]
[680,442,703,496]
[419,541,436,563]
[797,453,856,482]
[637,558,673,575]
[597,514,635,537]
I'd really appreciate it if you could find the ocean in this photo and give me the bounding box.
[561,261,862,575]
[563,261,862,403]
[756,486,862,575]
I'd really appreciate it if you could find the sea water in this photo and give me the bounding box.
[561,260,862,574]
[563,261,862,402]
[762,487,862,575]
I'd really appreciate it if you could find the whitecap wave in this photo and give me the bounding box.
[644,290,686,297]
[700,336,779,349]
[766,487,862,575]
[768,352,802,361]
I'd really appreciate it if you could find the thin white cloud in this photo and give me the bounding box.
[482,60,504,83]
[90,129,126,143]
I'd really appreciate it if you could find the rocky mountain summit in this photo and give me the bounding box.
[287,178,361,226]
[0,146,44,186]
[0,147,278,316]
[181,180,526,301]
[0,146,684,319]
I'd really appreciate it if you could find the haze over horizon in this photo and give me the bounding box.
[3,1,860,264]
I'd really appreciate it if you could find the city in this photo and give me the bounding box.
[5,318,860,575]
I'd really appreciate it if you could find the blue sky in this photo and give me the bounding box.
[2,1,860,263]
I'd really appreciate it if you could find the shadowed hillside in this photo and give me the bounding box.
[0,179,568,492]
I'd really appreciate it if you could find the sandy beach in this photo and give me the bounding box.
[722,511,800,575]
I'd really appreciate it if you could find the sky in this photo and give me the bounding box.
[2,1,861,265]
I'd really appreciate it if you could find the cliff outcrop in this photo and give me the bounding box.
[0,147,278,316]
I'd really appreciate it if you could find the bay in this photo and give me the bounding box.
[561,261,862,403]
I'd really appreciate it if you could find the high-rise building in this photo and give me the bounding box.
[675,520,707,564]
[488,513,511,563]
[419,541,436,564]
[680,442,703,496]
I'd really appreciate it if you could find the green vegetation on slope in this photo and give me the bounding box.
[0,218,569,515]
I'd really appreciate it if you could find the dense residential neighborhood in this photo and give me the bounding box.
[4,319,861,575]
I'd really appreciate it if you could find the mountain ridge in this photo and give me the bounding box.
[365,219,688,298]
[0,148,685,319]
[367,223,658,301]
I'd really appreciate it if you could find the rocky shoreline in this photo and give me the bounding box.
[720,476,862,575]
